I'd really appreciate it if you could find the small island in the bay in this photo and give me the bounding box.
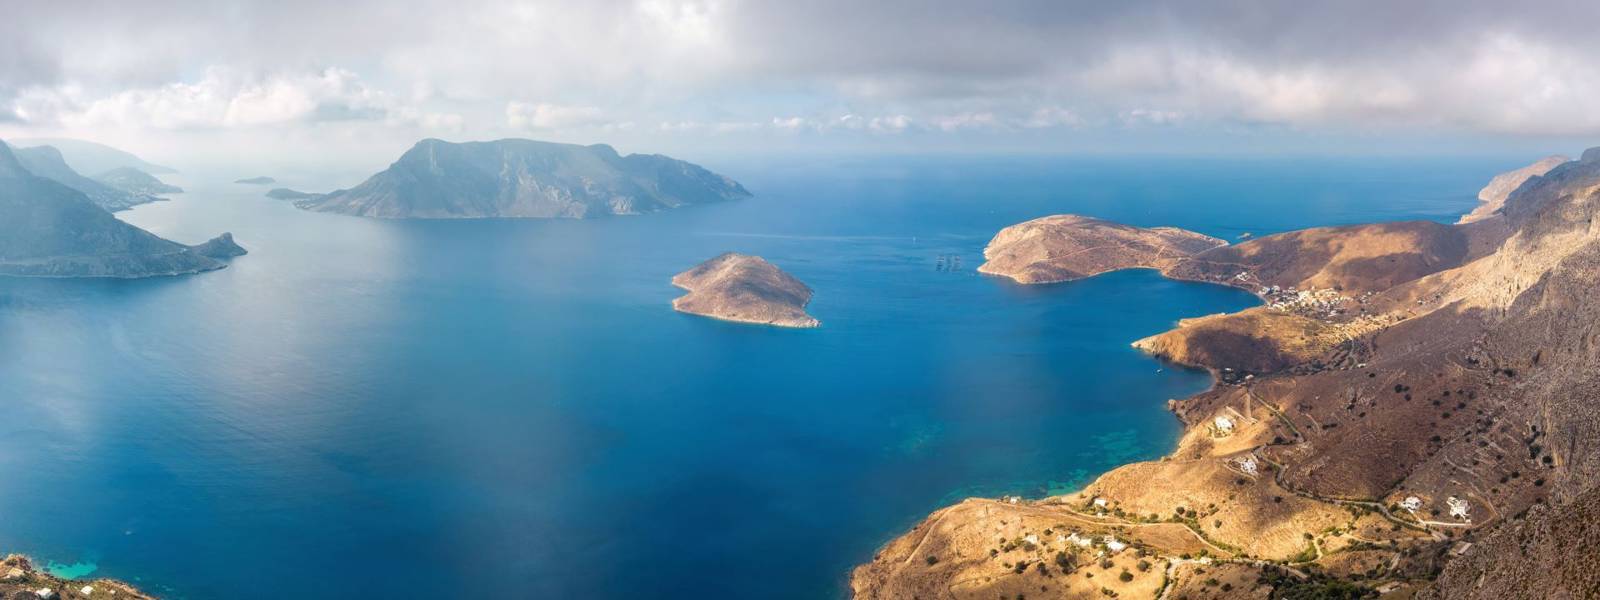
[671,253,819,328]
[976,214,1229,283]
[235,176,276,185]
[265,187,319,200]
[0,140,244,278]
[292,138,750,219]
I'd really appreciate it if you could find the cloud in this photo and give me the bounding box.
[505,102,610,130]
[12,66,460,131]
[6,0,1600,164]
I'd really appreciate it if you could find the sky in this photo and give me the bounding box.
[3,0,1600,171]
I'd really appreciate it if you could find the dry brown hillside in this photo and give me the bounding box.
[853,152,1600,600]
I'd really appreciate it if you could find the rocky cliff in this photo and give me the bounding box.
[672,253,820,328]
[295,138,751,219]
[853,149,1600,599]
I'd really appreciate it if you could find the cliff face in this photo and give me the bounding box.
[853,149,1600,599]
[296,138,751,219]
[671,253,820,328]
[0,140,244,278]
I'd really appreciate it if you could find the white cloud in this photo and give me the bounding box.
[505,102,609,130]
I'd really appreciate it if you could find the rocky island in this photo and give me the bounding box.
[671,253,819,328]
[292,138,750,219]
[0,140,245,278]
[976,214,1229,284]
[852,150,1600,599]
[234,176,276,185]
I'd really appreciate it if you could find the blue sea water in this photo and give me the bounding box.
[0,155,1511,598]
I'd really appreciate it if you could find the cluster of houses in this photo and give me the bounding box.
[1261,286,1351,318]
[1397,494,1472,522]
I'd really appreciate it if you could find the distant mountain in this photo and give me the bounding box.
[10,137,176,175]
[0,140,244,278]
[13,145,159,211]
[294,138,751,219]
[95,166,184,196]
[235,176,276,185]
[265,188,320,200]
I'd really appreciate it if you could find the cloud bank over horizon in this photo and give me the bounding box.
[4,0,1600,168]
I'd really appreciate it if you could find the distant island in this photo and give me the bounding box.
[0,140,244,278]
[265,187,319,200]
[12,145,159,211]
[671,253,819,328]
[292,138,750,219]
[853,149,1600,599]
[94,166,183,196]
[234,176,277,185]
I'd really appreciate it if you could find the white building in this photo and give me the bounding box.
[1092,497,1109,508]
[1214,416,1235,434]
[1447,496,1471,520]
[1400,496,1423,512]
[1104,535,1127,553]
[1067,532,1093,548]
[1023,534,1040,546]
[1237,456,1259,476]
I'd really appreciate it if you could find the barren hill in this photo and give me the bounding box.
[853,150,1600,599]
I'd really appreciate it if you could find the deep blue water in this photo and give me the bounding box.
[0,155,1510,598]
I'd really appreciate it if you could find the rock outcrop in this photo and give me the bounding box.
[0,140,244,278]
[853,147,1600,599]
[0,555,151,600]
[1458,155,1570,224]
[294,138,750,219]
[976,214,1227,284]
[12,145,158,211]
[93,166,183,196]
[671,253,819,328]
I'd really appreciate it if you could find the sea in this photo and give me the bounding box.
[0,154,1516,598]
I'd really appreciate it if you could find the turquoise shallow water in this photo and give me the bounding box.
[0,155,1510,598]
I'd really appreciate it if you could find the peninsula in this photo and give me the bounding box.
[94,166,183,196]
[0,140,244,278]
[12,145,159,211]
[671,253,820,328]
[292,138,750,219]
[976,214,1228,284]
[853,150,1600,599]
